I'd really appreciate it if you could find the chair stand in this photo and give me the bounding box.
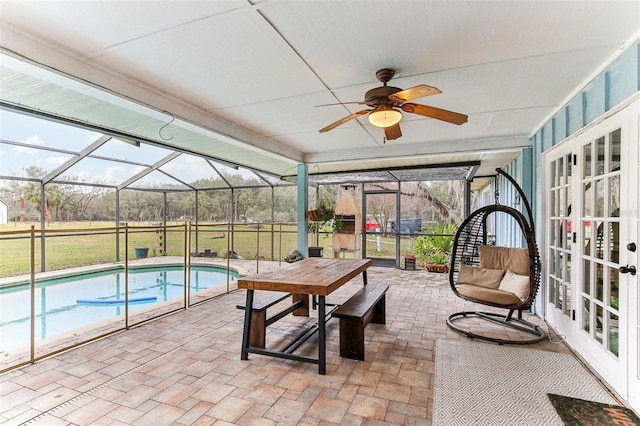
[447,310,547,345]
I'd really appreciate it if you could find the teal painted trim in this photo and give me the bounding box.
[537,41,639,143]
[521,147,534,247]
[497,149,534,248]
[553,109,567,145]
[567,93,584,135]
[542,121,553,151]
[533,42,639,153]
[534,132,543,156]
[296,164,308,254]
[607,43,639,108]
[531,142,541,235]
[585,73,607,124]
[637,43,640,91]
[521,147,533,206]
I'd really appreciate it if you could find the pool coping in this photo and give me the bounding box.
[0,256,250,288]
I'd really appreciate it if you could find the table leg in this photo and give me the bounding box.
[363,270,368,285]
[292,294,310,316]
[241,290,254,360]
[318,295,326,375]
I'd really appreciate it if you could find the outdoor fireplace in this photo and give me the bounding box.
[332,185,362,258]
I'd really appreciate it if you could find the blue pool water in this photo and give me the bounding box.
[0,265,238,352]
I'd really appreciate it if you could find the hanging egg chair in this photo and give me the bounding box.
[447,169,546,344]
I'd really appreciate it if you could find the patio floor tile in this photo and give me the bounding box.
[0,260,589,425]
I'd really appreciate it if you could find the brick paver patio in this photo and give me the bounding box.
[0,260,576,425]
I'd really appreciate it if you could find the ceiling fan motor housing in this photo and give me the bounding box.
[375,68,395,83]
[364,86,402,106]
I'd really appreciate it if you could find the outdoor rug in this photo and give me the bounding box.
[434,340,619,425]
[548,393,640,426]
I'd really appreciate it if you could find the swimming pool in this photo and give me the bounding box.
[0,265,238,352]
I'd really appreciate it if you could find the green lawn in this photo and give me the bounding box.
[0,221,406,278]
[0,222,298,278]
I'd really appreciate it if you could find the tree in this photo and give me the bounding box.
[0,180,38,221]
[367,180,464,228]
[23,182,65,224]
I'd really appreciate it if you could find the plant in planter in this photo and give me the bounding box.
[306,193,335,224]
[424,252,450,273]
[306,205,334,223]
[404,253,416,270]
[307,193,336,247]
[284,249,305,263]
[414,223,456,272]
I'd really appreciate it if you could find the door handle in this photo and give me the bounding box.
[619,265,637,276]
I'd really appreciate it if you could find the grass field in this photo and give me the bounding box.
[0,221,405,278]
[1,222,292,278]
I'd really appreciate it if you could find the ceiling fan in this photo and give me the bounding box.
[318,68,468,141]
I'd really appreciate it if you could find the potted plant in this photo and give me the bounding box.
[306,203,334,223]
[307,194,335,250]
[424,252,450,273]
[404,253,416,270]
[134,247,149,259]
[284,249,305,263]
[414,223,456,273]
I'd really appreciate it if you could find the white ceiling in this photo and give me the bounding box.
[1,0,638,181]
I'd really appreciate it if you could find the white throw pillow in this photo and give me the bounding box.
[498,270,530,302]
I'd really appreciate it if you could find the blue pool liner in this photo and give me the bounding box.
[77,297,157,305]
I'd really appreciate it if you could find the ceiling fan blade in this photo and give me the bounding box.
[319,109,370,132]
[389,84,441,103]
[384,123,402,140]
[401,103,468,125]
[315,101,367,107]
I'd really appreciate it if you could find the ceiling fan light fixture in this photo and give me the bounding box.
[368,107,402,128]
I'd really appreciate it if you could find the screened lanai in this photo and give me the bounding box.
[0,105,493,375]
[2,1,639,421]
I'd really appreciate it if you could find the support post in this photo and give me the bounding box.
[162,192,167,255]
[40,184,46,272]
[116,189,120,262]
[464,179,471,218]
[296,164,308,254]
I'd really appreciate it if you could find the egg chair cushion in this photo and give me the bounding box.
[458,265,505,289]
[479,245,530,276]
[498,270,530,301]
[458,284,523,305]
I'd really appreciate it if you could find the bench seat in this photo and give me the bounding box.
[333,283,389,360]
[237,291,305,348]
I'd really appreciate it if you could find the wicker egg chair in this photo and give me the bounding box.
[447,169,546,344]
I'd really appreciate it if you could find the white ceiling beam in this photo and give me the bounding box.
[304,135,530,164]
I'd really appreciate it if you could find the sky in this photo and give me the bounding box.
[0,109,260,189]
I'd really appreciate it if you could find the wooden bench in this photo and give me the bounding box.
[332,283,389,361]
[236,291,307,348]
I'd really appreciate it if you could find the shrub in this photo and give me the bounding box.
[414,223,456,265]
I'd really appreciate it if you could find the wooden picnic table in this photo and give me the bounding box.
[238,257,371,374]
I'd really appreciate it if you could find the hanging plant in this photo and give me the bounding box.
[306,199,334,223]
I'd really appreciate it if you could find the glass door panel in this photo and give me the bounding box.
[363,191,398,267]
[580,129,622,358]
[547,152,574,318]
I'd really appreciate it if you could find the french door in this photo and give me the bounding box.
[629,101,639,412]
[544,100,639,412]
